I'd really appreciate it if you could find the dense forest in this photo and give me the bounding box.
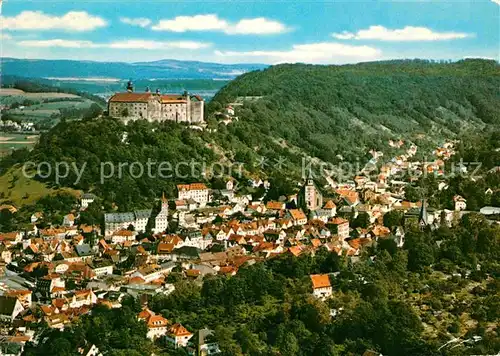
[23,214,500,356]
[207,59,499,164]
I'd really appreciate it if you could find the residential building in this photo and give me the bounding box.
[177,183,210,206]
[167,323,193,348]
[81,194,96,210]
[310,274,332,300]
[189,328,221,356]
[453,195,467,211]
[328,217,350,240]
[0,296,24,322]
[138,308,169,340]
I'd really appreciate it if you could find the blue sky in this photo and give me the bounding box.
[1,0,498,64]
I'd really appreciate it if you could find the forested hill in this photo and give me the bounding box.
[208,59,500,163]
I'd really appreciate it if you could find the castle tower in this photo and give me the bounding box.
[126,80,134,92]
[153,193,169,234]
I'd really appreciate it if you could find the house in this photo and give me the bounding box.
[189,328,221,356]
[0,232,23,244]
[287,209,308,226]
[167,323,193,348]
[30,212,43,223]
[327,217,350,240]
[81,193,96,210]
[453,195,467,211]
[138,308,169,340]
[266,201,285,211]
[336,189,359,207]
[88,261,113,277]
[37,274,65,298]
[77,343,102,356]
[310,274,332,300]
[480,206,500,215]
[5,290,32,308]
[0,296,24,322]
[323,200,337,217]
[63,214,76,227]
[69,290,97,309]
[110,229,136,244]
[177,183,210,206]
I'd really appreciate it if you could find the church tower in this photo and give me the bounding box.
[299,170,323,211]
[418,199,428,230]
[153,193,169,234]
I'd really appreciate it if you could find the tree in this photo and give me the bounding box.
[383,210,402,229]
[405,185,421,202]
[352,212,370,229]
[276,326,299,356]
[407,242,435,272]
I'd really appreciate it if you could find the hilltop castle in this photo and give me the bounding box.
[108,81,204,124]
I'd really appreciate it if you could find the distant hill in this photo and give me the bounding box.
[208,59,500,164]
[0,58,267,80]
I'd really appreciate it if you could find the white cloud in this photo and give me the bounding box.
[120,17,152,28]
[215,42,381,64]
[226,18,289,35]
[332,25,472,41]
[152,14,228,32]
[18,39,100,48]
[491,0,500,5]
[151,14,289,35]
[18,39,210,50]
[1,11,107,32]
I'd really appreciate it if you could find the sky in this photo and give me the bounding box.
[0,0,499,64]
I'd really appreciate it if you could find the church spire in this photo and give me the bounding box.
[418,198,428,229]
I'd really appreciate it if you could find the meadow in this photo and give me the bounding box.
[0,133,39,157]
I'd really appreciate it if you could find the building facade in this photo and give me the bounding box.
[298,176,323,211]
[177,183,210,206]
[153,194,169,234]
[108,90,204,124]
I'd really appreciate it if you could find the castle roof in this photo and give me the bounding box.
[109,92,154,103]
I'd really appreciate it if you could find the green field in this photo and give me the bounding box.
[7,99,95,120]
[0,165,79,207]
[1,88,100,130]
[0,133,39,156]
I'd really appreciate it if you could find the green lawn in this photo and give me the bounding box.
[0,165,80,207]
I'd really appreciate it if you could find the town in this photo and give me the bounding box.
[1,133,498,355]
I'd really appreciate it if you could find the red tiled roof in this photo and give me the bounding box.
[177,183,208,191]
[288,209,306,221]
[324,200,336,209]
[109,92,153,103]
[169,323,192,337]
[310,274,331,289]
[266,201,284,210]
[329,217,348,225]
